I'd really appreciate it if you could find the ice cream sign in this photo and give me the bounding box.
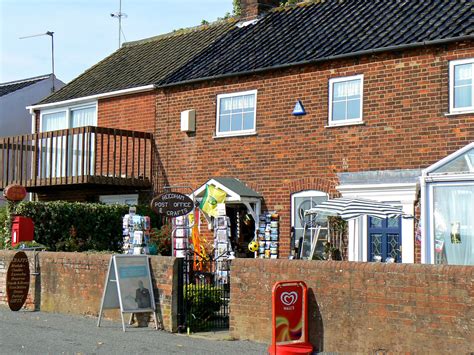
[273,281,306,342]
[151,192,194,217]
[280,291,298,310]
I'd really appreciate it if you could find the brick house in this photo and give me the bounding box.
[1,0,473,265]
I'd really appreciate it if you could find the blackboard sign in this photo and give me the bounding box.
[150,192,194,217]
[6,251,30,311]
[97,255,159,331]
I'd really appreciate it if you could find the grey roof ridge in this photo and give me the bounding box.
[157,34,474,89]
[123,17,238,48]
[1,73,52,86]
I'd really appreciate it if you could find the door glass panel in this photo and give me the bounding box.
[387,233,401,261]
[370,217,383,228]
[387,217,400,228]
[370,233,382,261]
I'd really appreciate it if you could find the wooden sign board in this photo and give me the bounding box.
[150,192,194,217]
[97,255,159,331]
[6,251,30,311]
[3,184,27,201]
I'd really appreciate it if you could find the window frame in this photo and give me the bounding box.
[215,89,257,138]
[39,102,98,133]
[449,58,474,114]
[328,74,364,126]
[291,190,329,259]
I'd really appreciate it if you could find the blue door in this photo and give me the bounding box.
[368,216,402,262]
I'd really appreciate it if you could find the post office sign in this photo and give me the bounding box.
[150,192,194,217]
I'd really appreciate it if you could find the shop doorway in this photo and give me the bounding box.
[226,205,255,258]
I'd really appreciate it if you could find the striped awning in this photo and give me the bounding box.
[304,197,407,220]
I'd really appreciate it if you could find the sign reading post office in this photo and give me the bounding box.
[150,192,194,217]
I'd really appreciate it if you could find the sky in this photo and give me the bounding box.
[0,0,233,84]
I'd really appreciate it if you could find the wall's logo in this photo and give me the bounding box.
[280,291,298,306]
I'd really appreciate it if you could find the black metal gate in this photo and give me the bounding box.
[177,253,230,333]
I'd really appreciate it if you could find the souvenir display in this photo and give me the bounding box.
[214,214,232,284]
[122,212,151,255]
[173,215,189,258]
[257,212,279,259]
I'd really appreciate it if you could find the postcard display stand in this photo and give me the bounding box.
[123,214,151,255]
[172,216,189,258]
[257,212,279,259]
[214,215,232,284]
[97,255,159,332]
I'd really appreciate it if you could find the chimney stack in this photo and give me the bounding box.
[239,0,281,20]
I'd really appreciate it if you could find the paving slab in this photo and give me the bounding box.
[0,306,267,354]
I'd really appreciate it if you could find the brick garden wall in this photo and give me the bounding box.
[155,42,474,257]
[230,259,473,353]
[0,251,178,331]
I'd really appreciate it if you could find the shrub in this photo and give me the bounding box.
[184,284,225,331]
[0,204,10,249]
[149,223,172,256]
[8,201,129,252]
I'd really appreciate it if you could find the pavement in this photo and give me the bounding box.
[0,306,268,354]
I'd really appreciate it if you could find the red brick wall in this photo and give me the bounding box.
[155,42,474,256]
[98,91,156,133]
[0,251,178,331]
[230,259,473,353]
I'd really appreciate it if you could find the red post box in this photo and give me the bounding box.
[11,216,34,247]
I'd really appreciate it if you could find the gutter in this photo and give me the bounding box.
[27,84,156,111]
[158,35,474,89]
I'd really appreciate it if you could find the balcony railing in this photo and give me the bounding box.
[0,126,154,191]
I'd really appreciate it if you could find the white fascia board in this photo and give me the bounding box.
[26,85,156,111]
[337,183,418,201]
[423,173,474,183]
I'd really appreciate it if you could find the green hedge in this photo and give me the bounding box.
[7,201,129,252]
[185,284,225,331]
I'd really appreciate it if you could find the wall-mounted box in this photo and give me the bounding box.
[180,109,196,132]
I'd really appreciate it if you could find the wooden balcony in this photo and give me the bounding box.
[0,126,154,192]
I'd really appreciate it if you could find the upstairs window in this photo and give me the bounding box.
[40,103,97,132]
[216,90,257,137]
[449,58,474,113]
[328,75,363,126]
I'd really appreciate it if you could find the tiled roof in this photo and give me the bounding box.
[38,0,473,105]
[160,0,473,86]
[0,75,51,97]
[38,20,236,104]
[213,177,262,198]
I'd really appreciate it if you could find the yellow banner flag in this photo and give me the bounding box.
[199,184,226,217]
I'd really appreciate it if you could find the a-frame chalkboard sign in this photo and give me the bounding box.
[97,255,159,331]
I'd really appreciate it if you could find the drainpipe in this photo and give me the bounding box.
[419,174,427,264]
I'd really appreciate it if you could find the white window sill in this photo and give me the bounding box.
[325,121,365,128]
[213,131,258,139]
[445,110,474,117]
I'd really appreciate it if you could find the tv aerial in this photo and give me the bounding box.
[19,31,55,92]
[111,0,127,48]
